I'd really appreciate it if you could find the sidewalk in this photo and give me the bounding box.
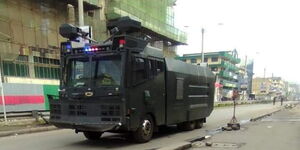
[189,102,300,150]
[0,117,57,137]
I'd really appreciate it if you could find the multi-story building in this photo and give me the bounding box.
[177,50,241,100]
[0,0,186,112]
[270,77,285,95]
[236,59,254,100]
[288,83,300,100]
[252,77,287,100]
[252,77,273,95]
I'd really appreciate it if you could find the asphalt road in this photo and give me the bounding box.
[190,103,300,150]
[0,103,283,150]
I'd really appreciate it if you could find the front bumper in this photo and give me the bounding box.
[51,120,121,132]
[49,98,125,132]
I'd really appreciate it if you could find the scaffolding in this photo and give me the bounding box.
[0,0,101,80]
[106,0,187,44]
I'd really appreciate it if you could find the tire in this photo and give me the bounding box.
[195,120,204,129]
[83,131,103,140]
[132,115,154,143]
[177,121,195,131]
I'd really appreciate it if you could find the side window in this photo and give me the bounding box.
[148,59,165,79]
[157,61,164,73]
[176,78,184,100]
[132,57,147,85]
[148,59,157,78]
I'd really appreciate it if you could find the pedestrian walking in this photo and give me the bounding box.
[273,96,276,105]
[280,96,284,106]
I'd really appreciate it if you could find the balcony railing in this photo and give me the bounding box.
[219,70,238,80]
[221,52,241,64]
[221,79,237,88]
[221,61,239,72]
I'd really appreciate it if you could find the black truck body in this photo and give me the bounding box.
[49,18,215,142]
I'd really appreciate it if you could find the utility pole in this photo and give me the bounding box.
[78,0,84,26]
[0,60,7,124]
[201,28,205,63]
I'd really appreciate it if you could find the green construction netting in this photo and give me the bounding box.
[106,0,187,43]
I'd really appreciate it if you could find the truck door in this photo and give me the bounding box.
[146,59,166,125]
[166,75,187,124]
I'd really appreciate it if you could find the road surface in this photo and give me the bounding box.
[0,103,282,150]
[190,103,300,150]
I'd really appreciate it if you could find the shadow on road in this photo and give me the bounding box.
[69,125,184,148]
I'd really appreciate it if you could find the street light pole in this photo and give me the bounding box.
[0,61,7,123]
[201,28,205,63]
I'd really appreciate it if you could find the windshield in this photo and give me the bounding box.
[67,57,90,87]
[91,55,122,86]
[66,55,122,88]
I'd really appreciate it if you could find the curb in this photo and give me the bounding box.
[249,102,299,121]
[0,125,58,137]
[214,100,273,108]
[166,107,284,150]
[250,109,282,122]
[157,142,191,150]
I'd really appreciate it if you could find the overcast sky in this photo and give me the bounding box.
[174,0,300,83]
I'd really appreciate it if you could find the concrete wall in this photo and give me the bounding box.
[0,83,58,112]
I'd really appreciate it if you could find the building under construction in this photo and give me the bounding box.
[0,0,186,112]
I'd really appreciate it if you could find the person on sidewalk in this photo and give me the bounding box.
[280,96,284,106]
[273,96,276,105]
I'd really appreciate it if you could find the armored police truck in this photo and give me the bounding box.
[49,17,215,143]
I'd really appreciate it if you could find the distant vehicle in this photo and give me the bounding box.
[48,17,215,143]
[249,94,255,100]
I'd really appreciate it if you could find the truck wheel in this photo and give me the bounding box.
[132,115,154,143]
[177,121,195,131]
[195,120,204,129]
[83,131,103,140]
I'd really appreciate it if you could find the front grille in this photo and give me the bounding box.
[50,104,62,120]
[68,104,87,116]
[50,104,61,114]
[100,104,121,116]
[49,101,122,122]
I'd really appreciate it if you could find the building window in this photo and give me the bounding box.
[204,58,208,62]
[34,56,60,65]
[211,57,218,62]
[34,66,60,79]
[191,58,197,63]
[3,61,29,77]
[33,56,60,79]
[16,55,29,62]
